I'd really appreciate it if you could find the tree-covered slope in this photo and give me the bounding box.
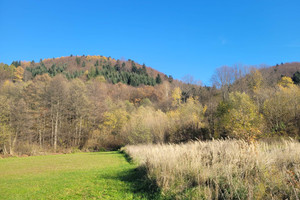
[1,55,173,87]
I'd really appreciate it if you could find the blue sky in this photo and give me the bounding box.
[1,0,300,85]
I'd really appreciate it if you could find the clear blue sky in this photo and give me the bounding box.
[1,0,300,85]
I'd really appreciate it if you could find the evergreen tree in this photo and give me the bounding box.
[76,57,81,65]
[121,62,126,70]
[292,71,300,85]
[168,75,173,83]
[11,60,21,67]
[156,74,162,84]
[131,65,137,73]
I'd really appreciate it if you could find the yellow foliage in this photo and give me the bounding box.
[3,80,13,88]
[223,92,263,141]
[8,64,16,76]
[263,84,300,135]
[167,97,205,140]
[13,66,24,82]
[122,106,168,144]
[86,55,101,61]
[249,70,263,91]
[278,76,294,88]
[43,58,51,62]
[203,105,207,114]
[171,87,182,106]
[101,108,129,135]
[167,109,180,120]
[95,76,106,83]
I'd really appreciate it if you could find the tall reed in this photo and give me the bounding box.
[124,140,300,199]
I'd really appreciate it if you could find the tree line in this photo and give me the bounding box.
[0,58,299,155]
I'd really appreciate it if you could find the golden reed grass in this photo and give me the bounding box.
[123,140,300,199]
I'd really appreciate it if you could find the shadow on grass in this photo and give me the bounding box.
[97,152,168,199]
[96,166,164,199]
[118,166,164,200]
[121,151,133,163]
[119,152,173,199]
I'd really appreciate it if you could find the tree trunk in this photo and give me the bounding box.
[3,144,8,155]
[51,107,54,146]
[9,135,12,155]
[11,132,17,155]
[79,117,82,146]
[39,129,42,148]
[9,113,13,155]
[43,111,46,147]
[54,105,59,152]
[75,125,78,146]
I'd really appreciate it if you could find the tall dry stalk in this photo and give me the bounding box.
[123,140,300,199]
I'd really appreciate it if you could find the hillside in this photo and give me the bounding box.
[2,55,173,87]
[0,57,299,156]
[260,62,300,85]
[217,62,300,96]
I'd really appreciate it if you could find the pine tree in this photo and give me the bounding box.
[82,61,86,68]
[156,74,162,84]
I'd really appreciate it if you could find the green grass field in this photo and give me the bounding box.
[0,152,161,200]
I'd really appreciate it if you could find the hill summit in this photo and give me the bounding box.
[10,55,174,87]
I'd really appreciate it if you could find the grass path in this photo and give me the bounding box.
[0,152,160,200]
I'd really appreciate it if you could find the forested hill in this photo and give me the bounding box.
[259,62,300,85]
[227,62,300,93]
[0,56,299,156]
[1,55,173,87]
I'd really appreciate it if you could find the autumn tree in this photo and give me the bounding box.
[278,76,294,88]
[0,63,15,82]
[23,74,51,148]
[99,101,130,149]
[211,66,235,100]
[216,92,263,141]
[0,55,299,155]
[167,97,206,142]
[121,106,168,144]
[0,95,12,154]
[263,77,300,136]
[248,69,263,93]
[48,75,68,151]
[0,80,29,154]
[171,87,182,107]
[68,79,90,146]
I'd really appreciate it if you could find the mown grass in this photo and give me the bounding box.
[0,152,162,200]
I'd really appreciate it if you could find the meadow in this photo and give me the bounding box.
[124,140,300,199]
[0,152,160,200]
[1,140,299,200]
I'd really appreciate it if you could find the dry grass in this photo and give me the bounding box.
[123,140,300,199]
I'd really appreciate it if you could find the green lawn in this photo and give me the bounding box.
[0,152,161,200]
